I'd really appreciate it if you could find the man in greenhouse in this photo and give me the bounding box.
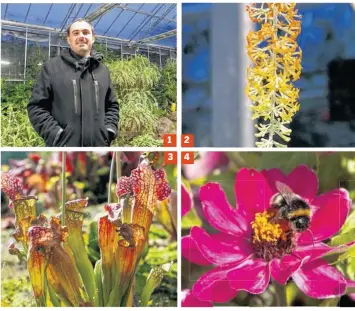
[27,19,119,147]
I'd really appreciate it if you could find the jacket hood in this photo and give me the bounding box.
[60,48,104,70]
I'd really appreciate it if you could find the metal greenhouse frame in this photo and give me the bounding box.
[1,3,177,81]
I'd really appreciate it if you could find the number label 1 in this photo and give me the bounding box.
[163,134,177,147]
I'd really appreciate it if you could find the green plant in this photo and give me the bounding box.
[107,56,166,146]
[130,134,163,147]
[153,59,177,112]
[116,92,159,141]
[1,105,45,147]
[108,56,161,94]
[1,79,33,107]
[25,44,47,81]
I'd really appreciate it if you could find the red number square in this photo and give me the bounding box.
[164,152,177,164]
[181,152,194,164]
[181,134,194,147]
[163,134,177,147]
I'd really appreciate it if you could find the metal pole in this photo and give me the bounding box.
[48,32,51,59]
[24,27,28,82]
[148,45,150,62]
[1,21,173,50]
[159,48,162,68]
[211,4,254,147]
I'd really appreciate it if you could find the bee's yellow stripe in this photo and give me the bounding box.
[288,209,311,218]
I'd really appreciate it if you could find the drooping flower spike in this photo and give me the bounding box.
[246,3,302,147]
[182,165,352,304]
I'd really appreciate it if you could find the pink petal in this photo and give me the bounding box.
[183,152,229,180]
[182,184,192,217]
[297,189,351,244]
[154,169,171,201]
[292,259,347,299]
[227,258,270,294]
[200,183,249,236]
[192,267,238,303]
[190,226,252,266]
[116,176,132,197]
[261,168,288,194]
[293,243,331,261]
[287,165,318,202]
[293,242,352,262]
[235,168,273,221]
[270,255,307,285]
[182,235,212,266]
[181,289,213,307]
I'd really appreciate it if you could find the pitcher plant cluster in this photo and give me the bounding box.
[246,3,302,147]
[1,153,173,307]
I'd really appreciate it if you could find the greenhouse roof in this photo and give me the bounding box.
[1,3,176,48]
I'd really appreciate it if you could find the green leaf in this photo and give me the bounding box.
[286,282,299,306]
[163,164,177,190]
[94,260,104,307]
[317,153,343,193]
[337,244,355,262]
[330,210,355,246]
[346,257,355,280]
[140,262,173,306]
[208,169,237,207]
[181,207,202,229]
[319,298,340,306]
[226,152,261,170]
[259,152,317,174]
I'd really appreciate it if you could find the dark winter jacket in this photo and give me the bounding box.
[27,49,119,147]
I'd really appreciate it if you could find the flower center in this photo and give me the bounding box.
[251,211,284,243]
[250,210,296,261]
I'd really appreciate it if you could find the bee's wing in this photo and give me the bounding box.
[275,181,294,203]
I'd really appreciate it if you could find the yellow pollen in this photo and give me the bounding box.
[251,211,283,244]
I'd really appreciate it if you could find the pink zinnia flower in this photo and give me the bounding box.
[182,165,352,304]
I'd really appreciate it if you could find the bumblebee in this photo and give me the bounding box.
[270,181,311,232]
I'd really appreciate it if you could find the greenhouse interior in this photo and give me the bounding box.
[1,3,176,80]
[1,3,177,147]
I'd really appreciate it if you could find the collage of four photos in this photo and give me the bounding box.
[1,2,355,308]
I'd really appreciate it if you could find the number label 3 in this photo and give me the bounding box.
[164,152,177,164]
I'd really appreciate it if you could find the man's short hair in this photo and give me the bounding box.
[66,18,95,36]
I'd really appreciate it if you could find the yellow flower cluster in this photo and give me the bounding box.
[251,211,283,244]
[246,3,302,147]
